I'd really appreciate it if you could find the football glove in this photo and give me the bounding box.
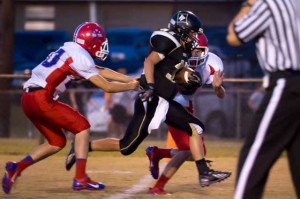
[139,83,154,102]
[188,71,202,87]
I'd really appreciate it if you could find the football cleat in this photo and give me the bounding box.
[65,142,76,171]
[2,161,20,194]
[147,187,171,195]
[73,177,105,191]
[145,146,161,179]
[199,169,231,187]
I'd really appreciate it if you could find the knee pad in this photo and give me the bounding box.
[189,123,203,136]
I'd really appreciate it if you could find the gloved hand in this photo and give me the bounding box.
[139,83,155,102]
[174,60,187,70]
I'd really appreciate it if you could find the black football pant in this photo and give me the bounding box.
[235,72,300,199]
[119,95,204,156]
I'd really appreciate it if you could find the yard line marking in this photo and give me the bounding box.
[103,175,153,199]
[103,163,166,199]
[87,170,132,174]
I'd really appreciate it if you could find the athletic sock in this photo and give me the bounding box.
[157,148,172,159]
[88,141,93,152]
[75,158,87,180]
[17,155,34,173]
[201,136,207,156]
[154,174,170,189]
[196,158,209,174]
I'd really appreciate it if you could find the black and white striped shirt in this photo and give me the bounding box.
[234,0,300,73]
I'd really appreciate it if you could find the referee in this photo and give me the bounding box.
[227,0,300,198]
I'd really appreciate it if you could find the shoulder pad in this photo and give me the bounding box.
[150,30,181,54]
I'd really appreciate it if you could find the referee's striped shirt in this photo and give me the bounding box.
[234,0,300,73]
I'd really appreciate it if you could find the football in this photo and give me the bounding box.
[174,66,196,87]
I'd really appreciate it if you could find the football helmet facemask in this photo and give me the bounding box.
[73,22,109,61]
[188,33,209,68]
[168,11,203,43]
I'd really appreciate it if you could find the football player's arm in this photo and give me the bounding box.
[144,51,161,85]
[96,66,137,83]
[144,30,175,85]
[88,74,139,93]
[227,0,255,46]
[212,70,225,99]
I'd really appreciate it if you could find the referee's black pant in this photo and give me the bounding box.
[235,71,300,199]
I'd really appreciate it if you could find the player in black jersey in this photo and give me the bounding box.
[65,11,231,187]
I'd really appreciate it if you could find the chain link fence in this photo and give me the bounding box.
[0,75,262,140]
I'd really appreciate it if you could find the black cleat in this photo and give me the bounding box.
[65,142,76,171]
[199,169,231,187]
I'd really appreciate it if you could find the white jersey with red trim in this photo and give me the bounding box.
[196,52,223,86]
[175,52,224,107]
[23,42,99,97]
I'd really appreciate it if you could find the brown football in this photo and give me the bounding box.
[174,67,195,87]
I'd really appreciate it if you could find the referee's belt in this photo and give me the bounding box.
[24,86,44,92]
[271,69,300,77]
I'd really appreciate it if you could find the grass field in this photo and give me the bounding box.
[0,137,297,199]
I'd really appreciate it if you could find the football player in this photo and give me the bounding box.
[65,11,230,189]
[2,22,139,194]
[146,33,228,195]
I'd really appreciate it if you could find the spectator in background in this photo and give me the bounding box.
[105,68,136,138]
[68,80,86,115]
[23,69,31,78]
[247,85,264,112]
[67,79,96,115]
[21,69,35,139]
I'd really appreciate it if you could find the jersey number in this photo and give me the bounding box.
[41,48,65,67]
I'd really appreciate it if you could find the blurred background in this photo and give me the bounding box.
[0,0,263,140]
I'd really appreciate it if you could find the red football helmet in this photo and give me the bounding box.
[188,33,209,68]
[73,22,109,61]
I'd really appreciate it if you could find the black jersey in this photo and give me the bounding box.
[140,29,189,100]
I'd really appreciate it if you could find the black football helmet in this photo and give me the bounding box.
[168,11,203,42]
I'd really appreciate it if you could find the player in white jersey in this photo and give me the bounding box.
[2,22,139,194]
[146,33,227,195]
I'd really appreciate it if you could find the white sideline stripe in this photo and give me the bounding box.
[103,162,167,199]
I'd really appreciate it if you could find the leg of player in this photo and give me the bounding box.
[66,137,120,171]
[147,131,206,168]
[2,128,106,192]
[72,129,105,191]
[146,146,172,179]
[148,150,191,195]
[147,123,229,192]
[2,142,63,193]
[189,130,231,187]
[146,147,194,179]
